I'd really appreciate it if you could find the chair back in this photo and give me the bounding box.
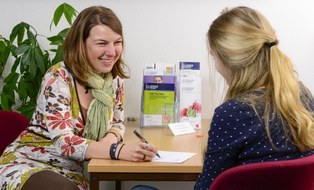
[210,154,314,190]
[0,110,29,155]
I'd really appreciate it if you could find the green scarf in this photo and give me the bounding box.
[83,72,114,141]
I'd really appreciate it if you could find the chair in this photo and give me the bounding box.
[210,154,314,190]
[0,110,29,155]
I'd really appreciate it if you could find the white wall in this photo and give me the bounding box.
[1,1,314,189]
[1,0,314,121]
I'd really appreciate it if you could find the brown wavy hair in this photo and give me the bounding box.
[63,6,129,85]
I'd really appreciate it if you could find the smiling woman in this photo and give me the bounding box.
[0,5,159,190]
[85,25,123,74]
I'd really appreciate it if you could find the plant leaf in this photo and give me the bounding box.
[3,72,19,85]
[3,73,19,104]
[42,50,51,70]
[26,31,36,44]
[17,100,36,119]
[34,46,45,74]
[16,79,29,100]
[51,3,64,28]
[18,23,30,44]
[9,22,24,43]
[9,22,30,44]
[58,28,70,37]
[47,35,64,45]
[20,48,31,72]
[29,49,37,78]
[15,44,30,55]
[63,3,78,25]
[12,57,21,73]
[0,93,14,110]
[52,44,63,64]
[0,39,11,65]
[50,3,77,30]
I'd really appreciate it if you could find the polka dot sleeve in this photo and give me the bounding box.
[194,99,260,189]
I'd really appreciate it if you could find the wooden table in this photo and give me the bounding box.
[88,119,210,190]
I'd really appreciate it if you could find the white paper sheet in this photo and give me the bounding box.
[152,151,196,163]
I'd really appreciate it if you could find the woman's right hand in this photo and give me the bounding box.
[118,141,159,162]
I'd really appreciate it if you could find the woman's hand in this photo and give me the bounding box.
[84,135,159,162]
[118,141,159,162]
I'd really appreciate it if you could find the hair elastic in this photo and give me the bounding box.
[267,41,278,48]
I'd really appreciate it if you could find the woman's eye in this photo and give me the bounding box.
[114,41,123,45]
[97,42,107,46]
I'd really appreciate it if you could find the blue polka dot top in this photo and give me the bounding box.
[194,92,314,190]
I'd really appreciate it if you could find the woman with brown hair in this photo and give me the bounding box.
[0,6,158,190]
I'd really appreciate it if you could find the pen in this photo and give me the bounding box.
[133,130,161,158]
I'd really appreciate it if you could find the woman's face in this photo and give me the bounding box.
[210,49,231,85]
[85,24,123,74]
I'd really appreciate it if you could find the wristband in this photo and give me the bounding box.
[117,144,125,160]
[109,142,120,160]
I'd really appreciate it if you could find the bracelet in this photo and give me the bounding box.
[106,131,120,142]
[110,127,125,142]
[117,144,125,160]
[109,142,120,160]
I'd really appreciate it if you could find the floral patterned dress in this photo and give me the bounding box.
[0,62,126,190]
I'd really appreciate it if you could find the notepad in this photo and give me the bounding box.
[152,151,196,163]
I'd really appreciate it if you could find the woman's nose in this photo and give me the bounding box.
[105,44,116,57]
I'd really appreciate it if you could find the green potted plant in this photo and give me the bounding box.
[0,3,77,119]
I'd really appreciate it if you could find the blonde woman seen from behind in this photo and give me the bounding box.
[195,6,314,190]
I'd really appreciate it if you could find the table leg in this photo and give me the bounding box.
[90,173,99,190]
[116,180,121,190]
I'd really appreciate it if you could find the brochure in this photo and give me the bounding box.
[140,63,177,127]
[178,62,202,129]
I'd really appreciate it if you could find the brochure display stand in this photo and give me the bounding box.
[140,62,201,129]
[140,63,177,127]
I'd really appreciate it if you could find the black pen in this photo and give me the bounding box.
[133,130,161,158]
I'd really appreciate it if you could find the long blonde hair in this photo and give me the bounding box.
[208,6,314,151]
